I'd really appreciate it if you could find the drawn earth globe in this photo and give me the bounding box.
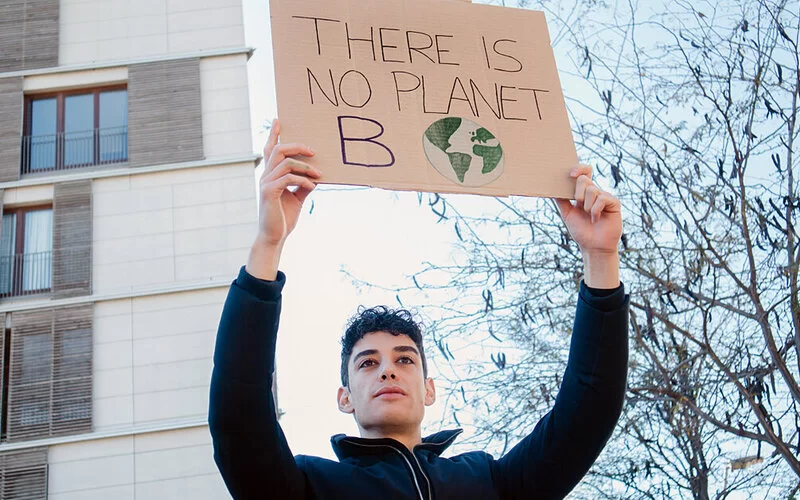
[422,117,504,187]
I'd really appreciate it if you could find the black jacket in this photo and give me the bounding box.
[209,267,629,499]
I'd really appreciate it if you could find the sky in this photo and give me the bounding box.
[241,0,461,459]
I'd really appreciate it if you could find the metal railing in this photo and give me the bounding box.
[0,251,52,298]
[21,126,128,174]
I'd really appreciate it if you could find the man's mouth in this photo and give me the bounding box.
[374,387,406,399]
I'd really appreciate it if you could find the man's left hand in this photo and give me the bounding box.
[555,164,622,288]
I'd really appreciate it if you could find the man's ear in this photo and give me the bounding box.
[337,386,355,414]
[424,377,436,406]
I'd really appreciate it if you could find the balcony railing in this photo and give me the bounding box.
[21,126,128,174]
[0,251,52,298]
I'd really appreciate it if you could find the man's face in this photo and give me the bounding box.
[337,331,435,434]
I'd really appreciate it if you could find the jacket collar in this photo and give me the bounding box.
[331,429,463,461]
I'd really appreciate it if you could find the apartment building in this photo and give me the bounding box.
[0,0,258,498]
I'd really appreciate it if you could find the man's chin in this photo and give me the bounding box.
[361,409,421,431]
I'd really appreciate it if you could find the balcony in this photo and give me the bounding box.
[21,126,128,175]
[0,251,52,298]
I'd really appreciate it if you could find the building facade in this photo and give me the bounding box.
[0,0,257,498]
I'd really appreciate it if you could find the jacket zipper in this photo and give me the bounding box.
[411,433,461,500]
[343,441,426,500]
[410,450,432,500]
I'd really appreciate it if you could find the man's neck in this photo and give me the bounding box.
[359,427,422,451]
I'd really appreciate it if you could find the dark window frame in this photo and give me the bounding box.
[23,85,128,173]
[0,204,53,298]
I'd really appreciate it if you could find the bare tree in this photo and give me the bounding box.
[354,0,800,497]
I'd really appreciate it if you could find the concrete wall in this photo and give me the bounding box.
[200,54,252,159]
[92,162,257,296]
[93,287,228,431]
[59,0,245,65]
[47,427,229,499]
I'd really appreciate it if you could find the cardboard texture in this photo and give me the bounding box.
[269,0,577,198]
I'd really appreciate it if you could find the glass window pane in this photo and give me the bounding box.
[99,90,128,162]
[0,213,16,294]
[22,209,52,291]
[29,98,57,171]
[64,94,95,167]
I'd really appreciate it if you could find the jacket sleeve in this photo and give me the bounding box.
[490,282,629,499]
[208,267,310,499]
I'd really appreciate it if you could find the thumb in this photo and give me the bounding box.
[554,198,573,220]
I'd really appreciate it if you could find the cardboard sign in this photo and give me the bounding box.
[269,0,578,198]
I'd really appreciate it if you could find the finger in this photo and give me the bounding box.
[270,173,317,195]
[574,174,593,205]
[263,119,280,161]
[583,184,601,213]
[591,193,621,223]
[570,164,593,180]
[266,158,322,181]
[294,185,316,205]
[554,198,573,219]
[267,143,315,172]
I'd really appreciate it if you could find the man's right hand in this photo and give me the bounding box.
[246,119,321,280]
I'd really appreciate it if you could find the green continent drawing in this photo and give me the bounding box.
[471,127,495,144]
[447,152,472,182]
[422,117,504,187]
[473,144,503,174]
[424,117,462,152]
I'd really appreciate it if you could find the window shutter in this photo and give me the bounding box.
[0,0,59,72]
[0,312,5,435]
[52,180,92,298]
[7,309,52,442]
[0,447,47,500]
[0,77,23,183]
[128,58,203,167]
[7,304,92,442]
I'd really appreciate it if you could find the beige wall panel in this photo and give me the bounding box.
[23,67,127,93]
[134,358,211,394]
[60,0,244,65]
[92,164,255,294]
[47,429,229,499]
[132,330,215,367]
[48,453,134,494]
[49,485,135,500]
[1,185,54,206]
[93,394,134,430]
[135,474,230,500]
[48,435,134,463]
[133,386,208,423]
[94,366,134,399]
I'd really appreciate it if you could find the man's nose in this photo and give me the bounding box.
[380,366,397,380]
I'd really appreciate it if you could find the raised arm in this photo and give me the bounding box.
[208,120,320,499]
[491,165,629,499]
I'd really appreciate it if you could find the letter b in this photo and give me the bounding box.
[337,116,395,167]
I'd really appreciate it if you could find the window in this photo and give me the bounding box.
[22,87,128,174]
[0,207,53,298]
[3,306,93,443]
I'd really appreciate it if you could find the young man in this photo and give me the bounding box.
[209,120,629,499]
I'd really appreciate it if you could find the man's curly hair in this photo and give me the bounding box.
[340,306,427,387]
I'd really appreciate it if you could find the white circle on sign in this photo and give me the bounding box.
[422,117,504,187]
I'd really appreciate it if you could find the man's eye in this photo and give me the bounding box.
[398,356,414,364]
[360,359,376,368]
